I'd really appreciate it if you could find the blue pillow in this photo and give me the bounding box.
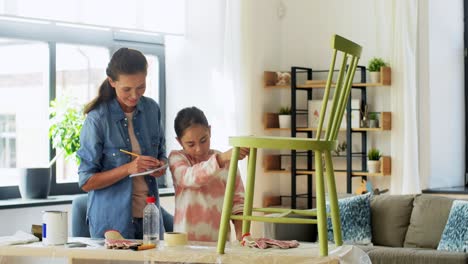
[327,193,372,245]
[437,200,468,252]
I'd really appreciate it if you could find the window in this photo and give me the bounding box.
[0,0,185,35]
[465,2,468,187]
[0,18,166,199]
[0,115,16,168]
[55,44,109,183]
[0,38,49,189]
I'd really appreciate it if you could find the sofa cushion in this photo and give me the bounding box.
[358,245,468,264]
[437,200,468,252]
[404,194,454,249]
[327,193,372,245]
[370,194,414,247]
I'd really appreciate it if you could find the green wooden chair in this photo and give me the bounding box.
[216,34,362,256]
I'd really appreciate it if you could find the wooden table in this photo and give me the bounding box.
[0,238,369,264]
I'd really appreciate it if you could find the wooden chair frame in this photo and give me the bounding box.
[216,34,362,256]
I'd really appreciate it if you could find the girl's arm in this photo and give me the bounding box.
[169,151,223,188]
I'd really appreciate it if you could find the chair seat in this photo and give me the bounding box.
[230,136,337,151]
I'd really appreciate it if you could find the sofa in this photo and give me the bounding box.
[264,194,467,264]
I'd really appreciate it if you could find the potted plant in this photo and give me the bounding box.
[18,97,84,199]
[367,148,381,173]
[368,112,379,128]
[49,97,84,166]
[367,57,387,83]
[278,106,291,128]
[333,141,347,156]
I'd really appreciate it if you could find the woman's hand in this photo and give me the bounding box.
[217,147,250,167]
[149,160,167,178]
[126,155,160,175]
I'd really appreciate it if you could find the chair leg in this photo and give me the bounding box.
[324,150,342,246]
[242,148,257,235]
[314,150,328,256]
[217,147,240,254]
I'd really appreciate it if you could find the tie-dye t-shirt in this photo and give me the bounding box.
[169,150,244,242]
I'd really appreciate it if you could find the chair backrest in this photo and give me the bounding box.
[315,34,362,141]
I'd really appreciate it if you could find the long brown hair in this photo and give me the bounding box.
[84,48,148,114]
[174,107,210,138]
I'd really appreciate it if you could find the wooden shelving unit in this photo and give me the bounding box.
[351,156,391,176]
[352,112,392,131]
[263,71,290,89]
[262,66,392,208]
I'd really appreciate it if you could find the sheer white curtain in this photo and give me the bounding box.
[165,0,248,172]
[389,0,421,194]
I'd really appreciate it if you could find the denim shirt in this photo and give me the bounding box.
[77,97,166,239]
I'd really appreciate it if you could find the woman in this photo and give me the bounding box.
[77,47,171,239]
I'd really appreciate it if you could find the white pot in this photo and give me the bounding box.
[278,115,291,128]
[369,119,379,128]
[369,71,380,83]
[367,160,381,173]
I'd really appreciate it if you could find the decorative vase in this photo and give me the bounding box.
[19,168,51,199]
[367,160,381,173]
[369,71,380,83]
[278,115,291,129]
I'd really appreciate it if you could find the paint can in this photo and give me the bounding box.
[42,210,68,245]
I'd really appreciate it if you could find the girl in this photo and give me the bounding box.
[169,106,249,242]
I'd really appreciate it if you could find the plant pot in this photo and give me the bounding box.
[369,119,379,128]
[369,71,380,83]
[360,118,369,128]
[278,115,291,129]
[367,160,381,173]
[19,168,51,199]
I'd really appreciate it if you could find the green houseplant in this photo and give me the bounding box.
[367,57,387,83]
[367,148,381,173]
[278,106,291,129]
[48,97,85,166]
[19,97,84,199]
[279,106,291,115]
[368,112,379,128]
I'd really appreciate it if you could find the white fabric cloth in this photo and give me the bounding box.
[389,0,421,194]
[331,245,372,264]
[0,230,39,246]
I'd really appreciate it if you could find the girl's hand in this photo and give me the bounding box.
[126,155,160,175]
[237,147,250,160]
[217,147,250,167]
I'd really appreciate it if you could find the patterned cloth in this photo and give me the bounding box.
[241,233,300,249]
[327,193,372,245]
[169,150,244,242]
[437,200,468,252]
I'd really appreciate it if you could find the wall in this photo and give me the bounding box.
[0,197,174,237]
[253,0,465,196]
[0,204,72,236]
[267,0,393,196]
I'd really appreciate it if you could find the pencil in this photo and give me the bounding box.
[119,149,140,157]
